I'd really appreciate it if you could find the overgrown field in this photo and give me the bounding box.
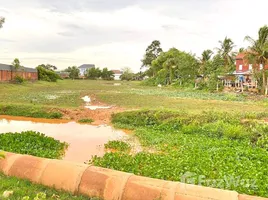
[1,80,268,114]
[92,110,268,197]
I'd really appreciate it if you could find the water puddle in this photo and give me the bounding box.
[0,116,126,163]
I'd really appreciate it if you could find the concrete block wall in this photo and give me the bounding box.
[0,152,267,200]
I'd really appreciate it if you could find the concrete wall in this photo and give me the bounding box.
[0,152,267,200]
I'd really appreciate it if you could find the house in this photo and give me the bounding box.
[111,70,123,80]
[78,64,95,76]
[0,63,38,82]
[56,71,70,79]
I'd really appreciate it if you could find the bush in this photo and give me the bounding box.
[0,131,68,159]
[13,75,24,84]
[36,66,61,82]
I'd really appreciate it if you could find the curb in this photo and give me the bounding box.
[0,152,267,200]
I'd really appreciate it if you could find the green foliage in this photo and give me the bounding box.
[141,40,163,68]
[78,118,94,123]
[36,66,61,82]
[120,67,135,81]
[86,67,102,79]
[12,58,22,71]
[93,110,268,197]
[65,66,80,79]
[0,131,68,159]
[14,75,24,84]
[0,173,92,200]
[0,104,62,119]
[105,141,131,152]
[0,16,5,28]
[101,68,114,80]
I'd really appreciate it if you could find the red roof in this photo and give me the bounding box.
[236,53,245,60]
[111,70,122,74]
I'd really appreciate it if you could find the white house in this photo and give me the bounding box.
[78,64,95,76]
[111,70,123,80]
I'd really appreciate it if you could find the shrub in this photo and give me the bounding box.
[13,75,24,84]
[0,131,68,159]
[36,66,61,82]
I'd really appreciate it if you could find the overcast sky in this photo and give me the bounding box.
[0,0,267,71]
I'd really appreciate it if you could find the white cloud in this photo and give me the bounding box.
[0,0,267,72]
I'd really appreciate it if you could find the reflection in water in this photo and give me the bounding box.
[0,116,126,163]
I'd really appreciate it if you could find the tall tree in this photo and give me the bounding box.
[216,37,236,73]
[141,40,163,76]
[65,66,79,80]
[199,49,213,75]
[12,58,22,71]
[101,68,114,80]
[0,17,5,29]
[245,25,268,93]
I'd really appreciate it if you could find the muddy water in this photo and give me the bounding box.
[0,116,126,163]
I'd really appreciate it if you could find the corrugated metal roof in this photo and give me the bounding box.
[0,63,37,72]
[78,64,95,69]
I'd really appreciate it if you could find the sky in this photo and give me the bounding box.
[0,0,267,72]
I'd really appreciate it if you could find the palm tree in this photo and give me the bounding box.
[244,25,268,93]
[199,50,213,75]
[216,37,236,73]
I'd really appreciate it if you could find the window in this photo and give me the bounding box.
[239,65,243,70]
[249,64,252,70]
[260,64,263,70]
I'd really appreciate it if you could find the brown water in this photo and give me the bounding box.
[0,116,126,163]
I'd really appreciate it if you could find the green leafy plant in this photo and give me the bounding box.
[0,131,68,159]
[104,141,131,152]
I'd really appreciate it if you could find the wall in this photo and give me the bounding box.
[0,70,38,82]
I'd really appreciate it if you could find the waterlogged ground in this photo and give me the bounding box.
[0,116,126,162]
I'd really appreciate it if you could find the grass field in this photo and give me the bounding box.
[0,80,268,113]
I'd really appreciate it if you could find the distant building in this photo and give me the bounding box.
[78,64,95,76]
[111,70,123,80]
[0,63,38,82]
[56,71,70,79]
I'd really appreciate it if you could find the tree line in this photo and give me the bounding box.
[141,25,268,93]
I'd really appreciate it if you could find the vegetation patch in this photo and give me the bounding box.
[0,173,94,200]
[104,141,131,152]
[0,104,62,119]
[78,118,94,124]
[92,110,268,197]
[0,131,68,159]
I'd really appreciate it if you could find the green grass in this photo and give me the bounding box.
[0,104,62,119]
[92,110,268,198]
[78,118,94,123]
[0,173,94,200]
[0,131,68,159]
[0,80,268,114]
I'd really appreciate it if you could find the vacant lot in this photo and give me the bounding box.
[0,80,268,114]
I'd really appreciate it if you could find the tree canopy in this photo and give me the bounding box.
[65,66,80,79]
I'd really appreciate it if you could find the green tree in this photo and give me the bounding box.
[38,64,57,71]
[86,67,101,80]
[199,49,213,75]
[245,25,268,93]
[101,68,114,80]
[0,17,5,29]
[65,66,79,80]
[120,67,135,81]
[216,37,236,73]
[141,40,163,76]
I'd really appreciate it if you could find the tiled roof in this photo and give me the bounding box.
[236,53,245,60]
[111,70,123,74]
[0,63,37,72]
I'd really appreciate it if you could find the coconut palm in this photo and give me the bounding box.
[199,50,213,75]
[216,37,236,72]
[244,25,268,93]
